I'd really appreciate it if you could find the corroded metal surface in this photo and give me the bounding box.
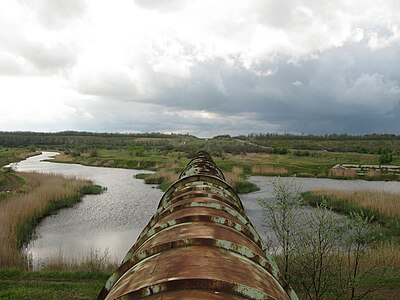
[99,150,298,300]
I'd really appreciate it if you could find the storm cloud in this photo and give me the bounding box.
[1,0,399,136]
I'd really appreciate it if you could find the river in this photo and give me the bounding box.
[10,152,400,267]
[11,152,162,267]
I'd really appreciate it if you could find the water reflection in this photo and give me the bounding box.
[13,152,162,267]
[11,153,400,267]
[241,176,400,243]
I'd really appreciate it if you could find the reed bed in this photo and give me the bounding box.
[224,166,244,187]
[329,168,357,177]
[40,248,119,272]
[311,189,400,218]
[251,165,289,176]
[0,172,92,268]
[366,241,400,270]
[224,167,259,194]
[144,169,179,185]
[365,169,382,177]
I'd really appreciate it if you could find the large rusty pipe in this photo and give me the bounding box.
[99,151,298,300]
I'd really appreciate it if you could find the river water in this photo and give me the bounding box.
[11,152,162,267]
[10,152,400,267]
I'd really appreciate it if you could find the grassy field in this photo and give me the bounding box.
[3,132,399,192]
[0,148,38,195]
[51,146,399,197]
[0,269,109,300]
[241,133,400,154]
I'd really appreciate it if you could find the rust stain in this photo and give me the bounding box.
[98,150,298,300]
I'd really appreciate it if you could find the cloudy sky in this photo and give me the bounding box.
[1,0,399,137]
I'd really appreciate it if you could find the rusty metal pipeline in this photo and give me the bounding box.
[98,151,298,300]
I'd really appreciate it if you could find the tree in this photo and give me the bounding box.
[342,210,394,300]
[259,178,303,281]
[290,200,346,299]
[260,180,394,299]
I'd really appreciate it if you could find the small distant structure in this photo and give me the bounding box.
[331,164,400,176]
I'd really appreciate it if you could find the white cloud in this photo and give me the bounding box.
[1,0,400,135]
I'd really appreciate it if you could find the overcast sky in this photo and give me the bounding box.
[1,0,399,137]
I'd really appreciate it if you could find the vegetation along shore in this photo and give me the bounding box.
[0,132,399,299]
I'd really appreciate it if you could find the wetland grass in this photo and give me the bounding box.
[309,189,400,218]
[0,172,102,268]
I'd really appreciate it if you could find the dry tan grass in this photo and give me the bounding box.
[312,189,400,218]
[224,167,245,187]
[157,169,179,183]
[138,160,181,185]
[251,165,289,176]
[366,242,400,270]
[365,169,381,177]
[146,169,179,184]
[0,172,90,268]
[40,248,118,272]
[329,168,357,177]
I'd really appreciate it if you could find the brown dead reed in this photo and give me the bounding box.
[312,189,400,218]
[0,172,90,268]
[329,168,357,177]
[40,247,118,272]
[224,166,245,187]
[251,165,289,176]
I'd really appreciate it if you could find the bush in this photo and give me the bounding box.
[380,153,393,164]
[273,146,288,155]
[232,181,260,194]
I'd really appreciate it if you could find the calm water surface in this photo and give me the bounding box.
[11,152,400,266]
[241,176,400,246]
[12,152,162,266]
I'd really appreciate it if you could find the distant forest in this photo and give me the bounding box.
[0,131,399,154]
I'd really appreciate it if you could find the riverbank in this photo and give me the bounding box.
[53,151,261,193]
[50,149,400,197]
[0,171,103,269]
[303,190,400,243]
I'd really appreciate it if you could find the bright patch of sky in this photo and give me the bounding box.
[1,0,399,136]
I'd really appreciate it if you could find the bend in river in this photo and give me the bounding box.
[11,152,400,267]
[12,152,162,267]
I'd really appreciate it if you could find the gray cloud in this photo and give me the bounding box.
[1,0,400,136]
[109,40,399,135]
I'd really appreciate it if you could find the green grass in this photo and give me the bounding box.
[0,148,38,167]
[0,269,109,300]
[232,180,260,194]
[134,173,150,180]
[49,138,399,182]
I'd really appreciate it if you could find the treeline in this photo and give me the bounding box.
[0,131,195,150]
[240,133,400,154]
[2,131,400,155]
[0,131,271,156]
[242,133,400,140]
[0,131,189,138]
